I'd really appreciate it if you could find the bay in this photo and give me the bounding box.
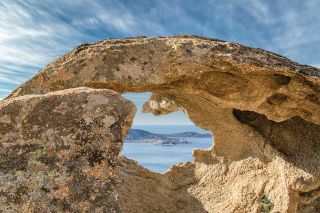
[121,125,213,173]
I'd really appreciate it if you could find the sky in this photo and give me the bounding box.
[0,0,320,125]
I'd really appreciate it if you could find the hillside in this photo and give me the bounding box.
[126,129,210,145]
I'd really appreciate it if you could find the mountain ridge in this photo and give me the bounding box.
[125,128,211,145]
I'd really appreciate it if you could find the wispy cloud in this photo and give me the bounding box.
[0,0,319,105]
[0,88,11,92]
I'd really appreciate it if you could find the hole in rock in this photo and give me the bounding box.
[121,92,213,173]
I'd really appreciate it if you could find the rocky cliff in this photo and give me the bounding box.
[1,35,320,212]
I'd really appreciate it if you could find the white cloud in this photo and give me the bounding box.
[0,88,11,92]
[244,0,274,24]
[0,0,319,109]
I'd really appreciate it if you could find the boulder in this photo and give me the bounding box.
[0,87,135,212]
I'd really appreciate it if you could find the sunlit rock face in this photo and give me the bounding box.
[2,35,320,212]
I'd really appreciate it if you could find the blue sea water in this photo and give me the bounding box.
[121,125,213,173]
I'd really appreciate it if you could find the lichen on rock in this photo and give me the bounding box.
[0,87,135,212]
[1,35,320,212]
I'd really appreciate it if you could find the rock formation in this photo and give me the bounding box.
[1,35,320,212]
[0,88,135,212]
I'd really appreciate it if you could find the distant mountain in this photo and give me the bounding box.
[126,129,165,140]
[161,131,212,138]
[125,129,211,145]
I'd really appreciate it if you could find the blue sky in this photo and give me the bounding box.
[1,0,320,125]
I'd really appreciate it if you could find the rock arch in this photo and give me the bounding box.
[2,35,320,212]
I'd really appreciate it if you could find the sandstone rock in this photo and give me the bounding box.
[7,35,320,125]
[3,35,320,212]
[0,87,135,212]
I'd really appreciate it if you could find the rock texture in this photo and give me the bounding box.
[2,35,320,212]
[0,88,135,212]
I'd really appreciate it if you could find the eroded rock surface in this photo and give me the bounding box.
[2,35,320,212]
[0,88,135,212]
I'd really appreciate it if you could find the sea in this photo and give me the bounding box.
[121,125,213,173]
